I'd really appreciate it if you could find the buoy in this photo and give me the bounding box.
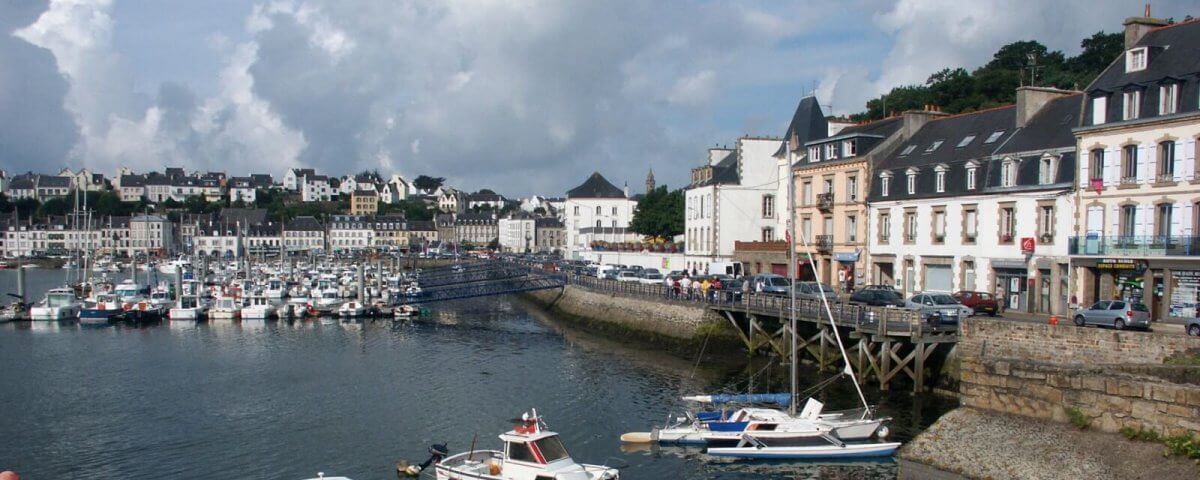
[620,432,653,443]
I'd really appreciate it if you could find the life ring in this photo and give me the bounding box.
[98,304,106,311]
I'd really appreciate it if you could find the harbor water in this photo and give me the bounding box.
[0,269,956,479]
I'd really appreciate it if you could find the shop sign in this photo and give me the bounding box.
[1096,258,1147,272]
[834,251,859,262]
[1020,237,1035,254]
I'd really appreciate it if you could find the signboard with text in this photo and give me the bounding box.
[1020,237,1035,254]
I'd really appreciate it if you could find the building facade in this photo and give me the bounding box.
[498,215,536,253]
[563,172,638,258]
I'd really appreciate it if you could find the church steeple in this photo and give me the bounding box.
[645,168,655,194]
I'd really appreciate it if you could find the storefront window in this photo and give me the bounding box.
[1169,271,1199,318]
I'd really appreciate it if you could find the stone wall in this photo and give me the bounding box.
[958,319,1200,436]
[522,285,732,344]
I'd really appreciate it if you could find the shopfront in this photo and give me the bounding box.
[833,251,860,293]
[991,258,1029,312]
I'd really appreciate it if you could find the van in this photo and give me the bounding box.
[708,261,745,277]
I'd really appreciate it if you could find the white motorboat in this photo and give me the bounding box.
[114,279,148,303]
[337,301,366,318]
[263,278,287,300]
[208,296,241,320]
[148,288,174,311]
[405,410,619,480]
[30,287,83,320]
[242,292,277,320]
[394,304,419,318]
[705,434,901,459]
[314,289,342,312]
[158,255,191,274]
[168,296,206,320]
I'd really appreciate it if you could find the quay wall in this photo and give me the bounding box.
[522,285,737,347]
[957,319,1200,436]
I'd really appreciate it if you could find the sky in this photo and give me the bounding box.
[0,0,1193,197]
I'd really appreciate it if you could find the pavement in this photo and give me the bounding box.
[980,309,1190,336]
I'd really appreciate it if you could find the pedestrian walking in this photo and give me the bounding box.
[672,277,681,299]
[691,277,701,301]
[681,276,693,300]
[712,277,724,303]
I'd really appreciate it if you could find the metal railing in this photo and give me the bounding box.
[815,235,833,252]
[1069,235,1200,257]
[817,193,834,211]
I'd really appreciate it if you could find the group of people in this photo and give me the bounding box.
[663,273,737,303]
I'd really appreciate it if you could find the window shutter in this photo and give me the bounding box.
[1104,147,1118,185]
[1183,139,1196,180]
[1109,205,1120,235]
[1169,204,1183,237]
[1135,204,1151,237]
[1183,203,1195,236]
[1079,151,1090,187]
[1138,145,1151,182]
[1086,206,1104,235]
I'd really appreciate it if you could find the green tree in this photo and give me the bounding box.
[413,175,445,192]
[37,197,71,218]
[629,186,683,239]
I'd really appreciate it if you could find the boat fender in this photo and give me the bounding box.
[876,425,889,439]
[488,460,502,475]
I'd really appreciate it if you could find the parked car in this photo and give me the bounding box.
[638,271,664,285]
[616,270,642,283]
[602,269,620,280]
[905,293,973,326]
[795,282,838,302]
[849,289,906,307]
[750,274,791,295]
[666,270,687,281]
[1187,318,1200,337]
[1072,300,1150,330]
[952,291,999,316]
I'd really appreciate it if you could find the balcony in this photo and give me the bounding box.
[816,193,834,211]
[815,235,833,252]
[1069,235,1200,257]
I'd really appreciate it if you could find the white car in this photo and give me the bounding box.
[638,271,665,285]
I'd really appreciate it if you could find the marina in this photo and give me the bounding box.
[0,267,956,479]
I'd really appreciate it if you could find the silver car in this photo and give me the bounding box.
[796,281,838,302]
[1073,300,1151,330]
[905,293,973,325]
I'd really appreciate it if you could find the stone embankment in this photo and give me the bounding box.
[522,284,739,349]
[901,319,1200,478]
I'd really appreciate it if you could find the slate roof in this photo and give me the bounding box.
[218,208,268,226]
[1083,19,1200,127]
[119,174,145,187]
[468,193,504,202]
[783,96,829,147]
[535,217,564,228]
[285,216,324,231]
[291,168,316,178]
[249,174,273,186]
[456,212,497,225]
[567,172,625,199]
[882,106,1017,171]
[995,94,1083,154]
[9,177,35,189]
[229,177,255,188]
[407,220,436,231]
[36,175,70,188]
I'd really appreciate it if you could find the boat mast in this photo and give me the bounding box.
[787,147,798,417]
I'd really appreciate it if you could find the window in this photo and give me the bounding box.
[1126,47,1147,72]
[847,176,858,201]
[904,211,917,243]
[507,442,539,464]
[802,181,812,206]
[762,194,775,218]
[984,131,1005,143]
[846,215,857,243]
[1123,90,1141,120]
[900,145,916,156]
[1039,155,1058,185]
[999,207,1015,242]
[595,206,601,215]
[935,170,946,192]
[1122,145,1138,181]
[906,174,916,194]
[1039,205,1055,239]
[823,216,833,240]
[1160,84,1178,115]
[843,140,857,157]
[1158,141,1176,180]
[801,217,812,242]
[1001,160,1017,187]
[595,220,601,228]
[611,206,617,215]
[1156,204,1173,239]
[761,227,774,242]
[808,146,820,162]
[963,207,978,243]
[825,143,839,160]
[933,209,946,243]
[925,140,944,152]
[966,167,977,190]
[956,135,976,148]
[823,177,834,194]
[1120,205,1137,238]
[879,213,891,242]
[1089,148,1105,180]
[880,176,890,197]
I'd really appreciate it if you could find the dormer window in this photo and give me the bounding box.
[808,146,820,162]
[900,145,916,156]
[966,166,977,190]
[935,167,946,193]
[1091,95,1107,124]
[905,169,918,195]
[984,131,1005,144]
[956,135,976,148]
[879,172,892,197]
[1159,84,1178,115]
[1039,154,1059,185]
[843,140,857,157]
[825,143,839,160]
[1001,158,1018,187]
[925,140,944,153]
[1123,90,1141,120]
[1125,47,1147,72]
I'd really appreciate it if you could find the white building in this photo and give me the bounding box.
[328,215,373,252]
[562,172,638,258]
[129,214,174,257]
[498,215,536,253]
[284,168,315,191]
[302,175,335,202]
[868,88,1080,315]
[684,137,784,273]
[388,174,412,200]
[284,216,326,254]
[438,188,465,213]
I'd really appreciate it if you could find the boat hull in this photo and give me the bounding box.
[30,306,80,321]
[705,441,901,459]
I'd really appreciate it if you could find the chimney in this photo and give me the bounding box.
[623,182,630,198]
[1123,5,1168,49]
[900,110,946,138]
[1015,86,1074,128]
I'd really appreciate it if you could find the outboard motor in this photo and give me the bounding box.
[402,443,448,477]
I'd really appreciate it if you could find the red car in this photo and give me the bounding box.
[953,291,999,316]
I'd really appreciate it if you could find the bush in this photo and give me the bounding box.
[1163,433,1200,460]
[1064,406,1090,430]
[1120,426,1161,442]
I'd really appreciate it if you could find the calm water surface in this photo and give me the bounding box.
[0,269,955,479]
